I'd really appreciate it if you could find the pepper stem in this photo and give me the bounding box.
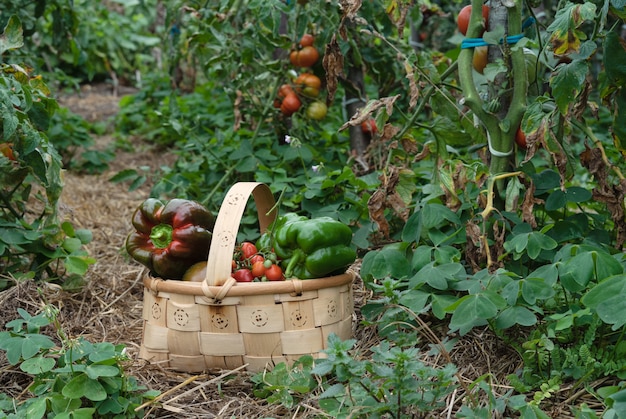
[284,249,304,278]
[150,224,173,249]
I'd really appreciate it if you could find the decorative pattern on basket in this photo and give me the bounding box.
[138,182,355,373]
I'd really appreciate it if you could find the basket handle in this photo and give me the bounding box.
[203,182,277,287]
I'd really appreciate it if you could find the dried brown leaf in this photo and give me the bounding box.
[465,220,484,273]
[339,95,401,131]
[404,60,419,109]
[322,36,344,104]
[368,188,390,238]
[521,181,543,229]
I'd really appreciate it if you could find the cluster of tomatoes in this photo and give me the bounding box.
[231,241,285,282]
[274,34,328,120]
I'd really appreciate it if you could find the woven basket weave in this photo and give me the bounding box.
[138,182,354,373]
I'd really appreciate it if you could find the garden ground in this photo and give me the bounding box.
[0,85,602,417]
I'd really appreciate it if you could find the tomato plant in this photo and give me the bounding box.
[290,46,320,68]
[307,101,328,120]
[457,4,489,36]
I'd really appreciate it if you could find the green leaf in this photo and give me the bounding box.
[62,373,108,401]
[434,245,461,264]
[421,203,461,228]
[428,116,473,146]
[594,251,625,281]
[398,290,431,314]
[545,190,566,211]
[109,168,139,183]
[550,60,589,114]
[565,186,592,203]
[22,334,55,360]
[49,394,83,415]
[64,256,93,275]
[521,277,556,305]
[0,16,24,55]
[526,232,558,259]
[20,356,56,374]
[604,31,626,86]
[448,293,500,335]
[495,306,537,329]
[532,169,561,194]
[409,262,464,290]
[582,274,626,329]
[1,336,26,365]
[559,252,594,292]
[431,293,459,319]
[318,383,346,399]
[62,237,82,253]
[360,244,411,280]
[24,396,47,419]
[85,364,119,379]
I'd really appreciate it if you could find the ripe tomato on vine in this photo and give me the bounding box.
[457,4,489,36]
[290,46,319,68]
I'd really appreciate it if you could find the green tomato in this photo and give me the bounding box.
[306,101,328,120]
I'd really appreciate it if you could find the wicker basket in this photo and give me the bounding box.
[138,182,355,373]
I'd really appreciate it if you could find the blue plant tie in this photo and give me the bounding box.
[461,17,535,49]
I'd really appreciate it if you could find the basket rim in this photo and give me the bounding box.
[144,270,355,297]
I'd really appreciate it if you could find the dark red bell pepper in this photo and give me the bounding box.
[125,198,215,280]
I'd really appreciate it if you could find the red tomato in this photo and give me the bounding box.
[515,127,527,149]
[232,260,237,271]
[295,73,321,97]
[249,254,264,265]
[0,143,15,161]
[251,261,266,278]
[280,93,302,116]
[361,119,378,136]
[290,46,320,68]
[299,34,315,48]
[457,4,489,36]
[265,264,284,281]
[240,242,258,260]
[278,83,295,98]
[233,269,254,282]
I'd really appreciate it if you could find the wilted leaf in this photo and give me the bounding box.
[322,36,344,103]
[547,2,597,56]
[0,16,24,56]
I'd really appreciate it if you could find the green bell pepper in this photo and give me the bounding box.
[269,213,356,279]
